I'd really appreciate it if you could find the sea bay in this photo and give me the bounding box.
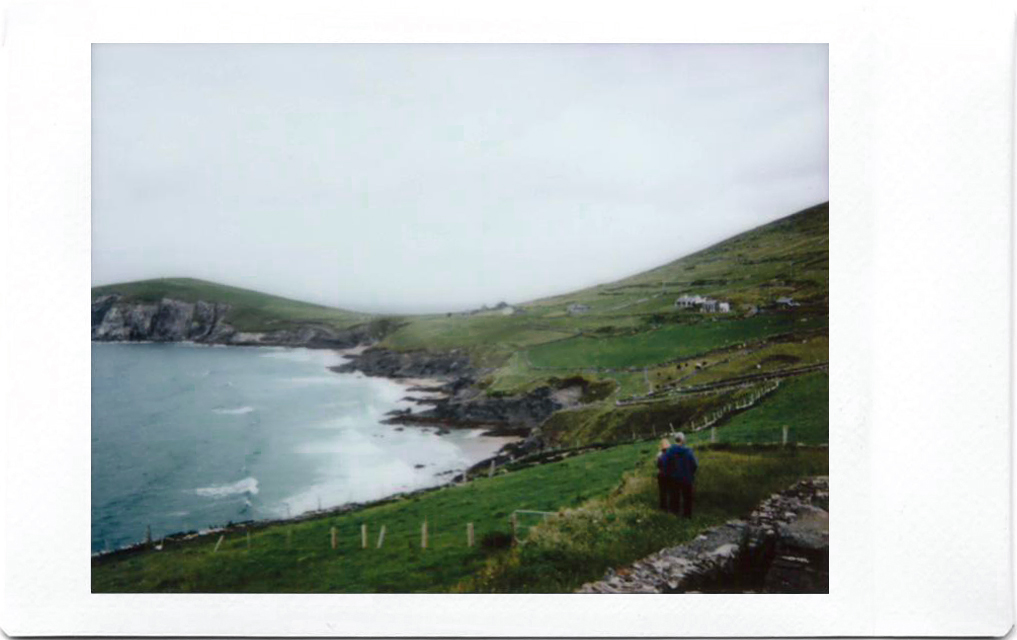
[91,342,508,553]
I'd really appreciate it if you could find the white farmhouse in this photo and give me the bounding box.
[677,294,731,313]
[675,295,706,309]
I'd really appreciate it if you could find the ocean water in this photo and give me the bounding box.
[91,343,507,553]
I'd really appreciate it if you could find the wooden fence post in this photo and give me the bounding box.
[511,512,518,545]
[421,520,428,549]
[361,524,368,549]
[376,525,386,549]
[782,425,789,446]
[330,526,337,550]
[488,459,496,478]
[213,534,224,553]
[145,525,152,545]
[467,522,474,547]
[711,427,716,443]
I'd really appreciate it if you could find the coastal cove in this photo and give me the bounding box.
[91,342,515,553]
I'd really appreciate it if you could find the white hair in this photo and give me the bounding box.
[674,432,686,444]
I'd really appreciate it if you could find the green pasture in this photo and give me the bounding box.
[459,446,828,592]
[527,314,827,370]
[687,372,829,446]
[673,335,829,387]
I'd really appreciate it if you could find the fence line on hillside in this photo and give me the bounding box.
[109,433,814,560]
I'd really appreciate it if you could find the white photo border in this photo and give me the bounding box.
[1,0,1013,636]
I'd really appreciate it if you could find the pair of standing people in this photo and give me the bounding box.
[656,433,698,518]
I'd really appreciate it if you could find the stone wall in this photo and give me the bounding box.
[576,476,829,593]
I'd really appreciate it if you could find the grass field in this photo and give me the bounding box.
[463,446,828,592]
[538,389,743,446]
[527,314,826,369]
[92,443,827,593]
[668,335,829,387]
[687,372,829,446]
[379,314,575,363]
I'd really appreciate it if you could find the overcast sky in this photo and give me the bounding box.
[92,44,828,314]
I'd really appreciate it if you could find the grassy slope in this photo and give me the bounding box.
[538,369,828,448]
[524,201,829,313]
[687,372,830,446]
[92,443,827,593]
[92,277,372,332]
[526,313,826,369]
[385,203,828,402]
[463,446,828,592]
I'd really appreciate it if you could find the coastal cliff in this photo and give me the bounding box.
[91,294,380,348]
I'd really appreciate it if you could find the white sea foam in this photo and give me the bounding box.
[212,406,255,415]
[260,347,346,368]
[286,376,343,386]
[195,477,259,498]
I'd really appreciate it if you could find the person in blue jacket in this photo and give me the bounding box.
[662,432,698,518]
[655,438,671,511]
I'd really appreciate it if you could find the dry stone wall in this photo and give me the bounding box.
[577,476,829,593]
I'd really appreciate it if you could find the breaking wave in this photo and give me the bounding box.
[195,477,259,498]
[212,406,254,415]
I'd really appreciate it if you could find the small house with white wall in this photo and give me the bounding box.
[677,295,730,313]
[675,295,706,309]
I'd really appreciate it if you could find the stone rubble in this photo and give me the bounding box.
[576,476,829,594]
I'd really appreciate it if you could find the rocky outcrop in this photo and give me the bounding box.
[339,348,583,435]
[334,347,474,379]
[91,295,378,348]
[92,296,228,342]
[577,476,829,594]
[411,386,563,430]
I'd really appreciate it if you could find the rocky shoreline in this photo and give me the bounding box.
[335,347,589,450]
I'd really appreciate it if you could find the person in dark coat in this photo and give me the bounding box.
[662,432,698,518]
[655,438,671,511]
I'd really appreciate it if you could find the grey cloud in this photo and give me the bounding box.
[92,44,828,314]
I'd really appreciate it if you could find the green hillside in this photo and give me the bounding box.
[92,277,373,332]
[376,202,827,365]
[526,200,829,312]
